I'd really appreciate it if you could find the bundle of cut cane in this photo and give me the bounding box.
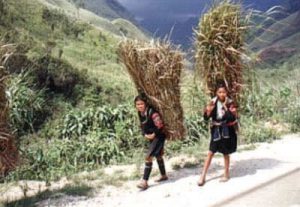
[195,1,249,102]
[0,61,18,177]
[118,39,185,140]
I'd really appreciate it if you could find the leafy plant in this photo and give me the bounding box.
[9,130,124,181]
[287,102,300,132]
[8,71,49,136]
[58,104,132,140]
[240,117,280,144]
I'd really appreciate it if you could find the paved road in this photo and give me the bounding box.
[59,134,300,207]
[2,134,300,207]
[223,169,300,207]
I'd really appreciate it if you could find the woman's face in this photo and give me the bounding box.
[135,100,146,113]
[216,87,227,102]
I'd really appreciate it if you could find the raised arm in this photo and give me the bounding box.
[224,102,238,122]
[203,101,215,121]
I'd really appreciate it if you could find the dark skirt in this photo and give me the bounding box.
[146,137,165,158]
[209,126,237,155]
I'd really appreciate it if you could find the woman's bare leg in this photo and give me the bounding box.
[220,154,230,182]
[198,151,214,186]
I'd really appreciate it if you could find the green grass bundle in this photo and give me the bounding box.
[118,39,185,140]
[195,1,248,102]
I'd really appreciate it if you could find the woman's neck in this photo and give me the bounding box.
[141,107,148,116]
[218,99,225,103]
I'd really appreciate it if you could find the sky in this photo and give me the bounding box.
[117,0,286,22]
[117,0,207,22]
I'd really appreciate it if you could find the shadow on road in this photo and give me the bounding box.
[144,158,281,190]
[230,158,281,178]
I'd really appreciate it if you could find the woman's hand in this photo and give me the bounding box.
[206,101,215,115]
[145,133,155,140]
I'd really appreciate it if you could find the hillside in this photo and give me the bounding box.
[0,0,139,180]
[38,0,147,40]
[74,0,136,22]
[249,10,300,64]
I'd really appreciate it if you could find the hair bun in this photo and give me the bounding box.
[214,80,227,92]
[140,92,147,99]
[216,80,226,88]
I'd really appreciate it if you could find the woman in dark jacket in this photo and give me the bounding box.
[134,95,168,190]
[198,84,238,186]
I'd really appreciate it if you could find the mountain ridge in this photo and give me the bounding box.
[39,0,148,40]
[118,0,300,52]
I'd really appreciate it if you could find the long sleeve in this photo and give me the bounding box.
[204,97,217,121]
[140,124,145,136]
[138,113,146,136]
[203,109,211,121]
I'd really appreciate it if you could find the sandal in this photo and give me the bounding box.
[197,179,206,187]
[137,181,148,190]
[155,176,169,183]
[219,176,230,182]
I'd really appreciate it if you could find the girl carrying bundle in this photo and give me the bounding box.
[198,83,238,186]
[134,94,168,190]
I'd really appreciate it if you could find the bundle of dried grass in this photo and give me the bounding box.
[0,49,18,177]
[0,126,18,177]
[195,1,249,102]
[118,39,185,140]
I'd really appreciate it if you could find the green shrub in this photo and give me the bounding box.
[9,130,124,181]
[240,117,280,144]
[167,115,209,154]
[35,56,87,98]
[287,102,300,132]
[58,105,132,139]
[0,0,7,25]
[41,7,88,38]
[114,119,143,151]
[241,82,293,120]
[185,115,208,143]
[8,71,49,136]
[7,104,147,181]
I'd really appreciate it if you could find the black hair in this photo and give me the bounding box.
[134,93,159,113]
[134,93,148,106]
[215,81,228,93]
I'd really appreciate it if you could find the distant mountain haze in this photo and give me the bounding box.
[117,0,299,48]
[117,0,206,48]
[74,0,300,63]
[288,0,300,13]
